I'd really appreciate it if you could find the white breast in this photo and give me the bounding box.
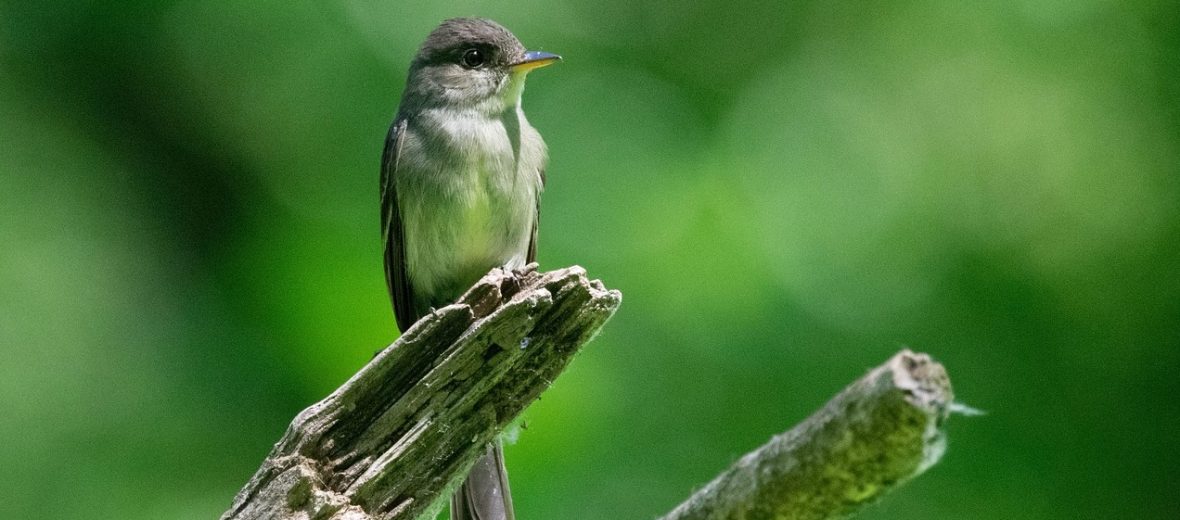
[397,106,545,302]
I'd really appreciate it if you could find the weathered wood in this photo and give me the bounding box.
[660,350,954,520]
[221,264,621,520]
[222,263,957,520]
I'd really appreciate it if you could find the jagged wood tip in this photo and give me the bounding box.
[221,264,621,520]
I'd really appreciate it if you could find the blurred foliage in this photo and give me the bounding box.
[1,1,1178,519]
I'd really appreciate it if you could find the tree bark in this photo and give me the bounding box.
[659,350,954,520]
[221,264,957,520]
[221,264,621,520]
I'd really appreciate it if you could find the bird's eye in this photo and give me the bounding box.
[461,48,486,68]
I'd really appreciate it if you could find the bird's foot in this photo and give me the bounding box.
[511,262,539,277]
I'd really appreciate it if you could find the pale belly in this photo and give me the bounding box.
[400,167,536,307]
[397,106,544,309]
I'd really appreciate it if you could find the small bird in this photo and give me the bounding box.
[380,18,560,520]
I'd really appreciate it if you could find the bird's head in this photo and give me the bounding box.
[404,18,560,114]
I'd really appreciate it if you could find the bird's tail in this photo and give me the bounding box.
[450,442,515,520]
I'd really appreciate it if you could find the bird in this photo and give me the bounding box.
[380,18,560,520]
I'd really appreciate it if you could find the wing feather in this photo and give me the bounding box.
[526,167,544,264]
[381,118,416,333]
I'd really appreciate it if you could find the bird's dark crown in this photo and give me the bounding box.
[412,18,525,70]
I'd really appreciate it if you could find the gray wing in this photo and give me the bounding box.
[526,168,544,264]
[381,118,416,333]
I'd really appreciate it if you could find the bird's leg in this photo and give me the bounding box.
[514,262,540,276]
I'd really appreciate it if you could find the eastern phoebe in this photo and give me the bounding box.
[380,18,560,520]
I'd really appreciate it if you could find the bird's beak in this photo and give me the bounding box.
[510,51,562,73]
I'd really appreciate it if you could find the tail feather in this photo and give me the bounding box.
[450,442,515,520]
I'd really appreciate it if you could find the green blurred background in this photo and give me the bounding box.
[2,1,1177,518]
